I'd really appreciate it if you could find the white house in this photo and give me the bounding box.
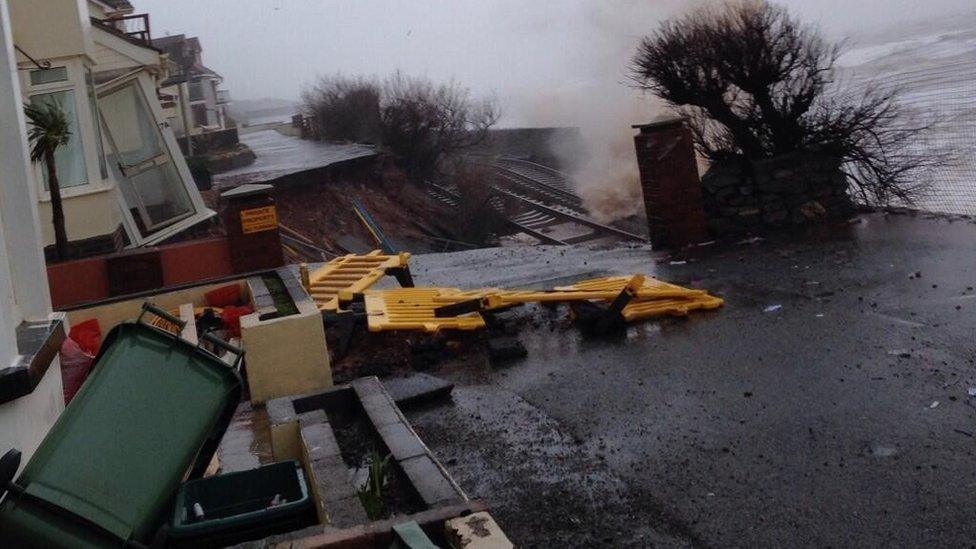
[0,0,67,468]
[10,0,214,256]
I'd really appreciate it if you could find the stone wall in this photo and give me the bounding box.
[701,153,852,235]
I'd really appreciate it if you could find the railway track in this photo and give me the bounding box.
[427,158,648,245]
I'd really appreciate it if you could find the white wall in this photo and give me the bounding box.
[9,0,93,61]
[0,364,64,464]
[0,0,65,467]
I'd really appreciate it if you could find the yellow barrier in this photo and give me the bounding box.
[308,250,410,311]
[428,275,707,307]
[621,295,725,321]
[364,288,487,332]
[321,260,724,332]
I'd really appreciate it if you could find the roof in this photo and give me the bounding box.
[150,34,186,50]
[151,34,219,79]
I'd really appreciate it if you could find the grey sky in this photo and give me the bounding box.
[136,0,975,121]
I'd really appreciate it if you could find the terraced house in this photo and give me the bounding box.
[11,0,213,256]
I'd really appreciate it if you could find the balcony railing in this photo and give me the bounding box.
[102,13,152,46]
[216,90,231,105]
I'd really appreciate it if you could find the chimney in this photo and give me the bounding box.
[632,118,709,248]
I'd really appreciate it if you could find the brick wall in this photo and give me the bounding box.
[48,237,235,309]
[633,119,709,248]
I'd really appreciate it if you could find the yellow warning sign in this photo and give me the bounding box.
[240,206,278,234]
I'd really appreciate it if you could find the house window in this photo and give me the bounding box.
[191,103,207,127]
[29,67,68,86]
[98,81,195,237]
[188,81,204,102]
[29,90,88,189]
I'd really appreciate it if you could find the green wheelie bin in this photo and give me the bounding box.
[0,303,243,548]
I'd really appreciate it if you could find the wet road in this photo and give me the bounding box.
[402,213,976,547]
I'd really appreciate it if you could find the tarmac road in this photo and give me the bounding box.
[403,213,976,547]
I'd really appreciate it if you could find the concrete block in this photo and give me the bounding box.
[300,420,342,461]
[325,495,370,529]
[444,512,514,549]
[241,305,332,404]
[399,455,463,507]
[266,394,297,425]
[358,392,401,428]
[350,376,385,398]
[297,408,328,427]
[376,421,427,462]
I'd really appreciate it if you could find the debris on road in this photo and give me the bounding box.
[763,304,782,313]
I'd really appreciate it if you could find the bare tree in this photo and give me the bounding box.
[380,72,499,182]
[630,1,938,205]
[302,74,383,143]
[302,72,500,183]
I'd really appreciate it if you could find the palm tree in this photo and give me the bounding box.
[24,100,71,261]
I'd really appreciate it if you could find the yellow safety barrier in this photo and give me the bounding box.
[364,288,487,332]
[553,275,708,299]
[308,250,410,311]
[622,295,725,321]
[355,273,723,333]
[428,275,707,307]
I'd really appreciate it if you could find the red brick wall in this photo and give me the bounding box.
[48,237,235,309]
[633,119,709,248]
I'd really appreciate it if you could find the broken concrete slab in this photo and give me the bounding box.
[382,373,455,409]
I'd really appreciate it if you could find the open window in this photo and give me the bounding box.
[97,75,213,245]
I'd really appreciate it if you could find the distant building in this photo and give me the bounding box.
[9,0,215,255]
[152,34,232,144]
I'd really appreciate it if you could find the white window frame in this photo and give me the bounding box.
[21,57,113,202]
[96,71,213,246]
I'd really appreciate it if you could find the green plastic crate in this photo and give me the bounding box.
[169,460,317,547]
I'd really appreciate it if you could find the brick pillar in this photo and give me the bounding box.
[221,183,285,273]
[633,118,709,248]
